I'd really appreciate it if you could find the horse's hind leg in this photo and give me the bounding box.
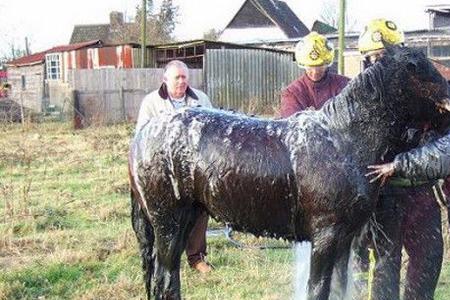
[152,204,199,300]
[131,196,155,300]
[308,229,338,300]
[329,240,351,300]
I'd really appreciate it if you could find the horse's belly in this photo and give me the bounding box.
[200,175,297,239]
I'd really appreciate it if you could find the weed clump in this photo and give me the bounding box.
[35,207,73,231]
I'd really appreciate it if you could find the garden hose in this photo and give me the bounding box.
[367,247,376,300]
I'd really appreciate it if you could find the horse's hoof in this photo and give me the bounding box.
[192,260,213,273]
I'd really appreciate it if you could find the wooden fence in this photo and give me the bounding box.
[68,49,303,127]
[68,68,203,127]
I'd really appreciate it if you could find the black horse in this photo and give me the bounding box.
[129,45,450,300]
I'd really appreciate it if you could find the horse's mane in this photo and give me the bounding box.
[320,55,396,130]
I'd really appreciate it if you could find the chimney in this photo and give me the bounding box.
[110,11,124,27]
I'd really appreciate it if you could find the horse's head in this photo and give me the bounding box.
[380,45,450,123]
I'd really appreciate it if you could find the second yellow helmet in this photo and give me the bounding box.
[358,19,404,53]
[295,32,334,68]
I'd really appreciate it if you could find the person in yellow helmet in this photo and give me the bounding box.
[350,18,445,300]
[280,31,349,118]
[358,18,405,69]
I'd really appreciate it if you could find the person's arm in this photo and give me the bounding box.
[136,95,154,132]
[189,88,212,109]
[335,75,351,93]
[199,91,213,108]
[280,88,307,118]
[366,132,450,184]
[203,97,213,108]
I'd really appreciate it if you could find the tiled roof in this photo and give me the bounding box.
[253,0,309,38]
[6,40,102,67]
[70,24,110,44]
[226,0,309,38]
[70,23,138,44]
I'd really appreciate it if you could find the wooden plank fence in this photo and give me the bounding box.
[68,68,203,127]
[68,49,303,127]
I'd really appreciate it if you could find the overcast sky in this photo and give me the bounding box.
[0,0,438,58]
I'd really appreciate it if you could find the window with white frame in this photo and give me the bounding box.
[45,53,61,80]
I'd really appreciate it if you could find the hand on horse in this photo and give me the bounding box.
[366,162,396,186]
[437,101,450,114]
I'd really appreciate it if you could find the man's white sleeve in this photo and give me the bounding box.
[136,97,152,132]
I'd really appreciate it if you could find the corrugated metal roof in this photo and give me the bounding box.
[5,51,47,67]
[150,39,294,54]
[47,40,102,53]
[431,59,450,80]
[425,4,450,14]
[6,40,102,67]
[311,20,337,35]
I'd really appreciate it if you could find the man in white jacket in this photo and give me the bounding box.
[136,60,212,131]
[136,60,213,273]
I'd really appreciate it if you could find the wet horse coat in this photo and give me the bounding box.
[129,46,449,300]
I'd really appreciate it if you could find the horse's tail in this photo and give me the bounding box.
[129,161,155,299]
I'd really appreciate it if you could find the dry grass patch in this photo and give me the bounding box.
[0,122,449,299]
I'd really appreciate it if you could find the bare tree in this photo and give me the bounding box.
[203,28,222,41]
[0,0,32,61]
[130,0,178,44]
[319,0,356,31]
[156,0,179,42]
[147,0,154,15]
[1,41,27,62]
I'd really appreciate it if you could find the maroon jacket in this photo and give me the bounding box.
[280,72,350,117]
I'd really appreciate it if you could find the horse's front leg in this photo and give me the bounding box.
[131,196,155,300]
[152,205,198,300]
[308,227,338,300]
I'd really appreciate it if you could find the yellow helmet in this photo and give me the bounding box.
[358,19,404,53]
[295,32,334,67]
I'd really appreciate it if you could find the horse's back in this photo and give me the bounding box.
[132,108,300,238]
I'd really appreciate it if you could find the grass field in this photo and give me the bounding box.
[0,122,449,300]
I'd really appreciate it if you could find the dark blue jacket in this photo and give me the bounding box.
[394,130,450,180]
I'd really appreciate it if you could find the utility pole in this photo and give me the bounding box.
[141,0,147,68]
[338,0,345,75]
[11,44,16,59]
[20,77,25,127]
[25,37,30,56]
